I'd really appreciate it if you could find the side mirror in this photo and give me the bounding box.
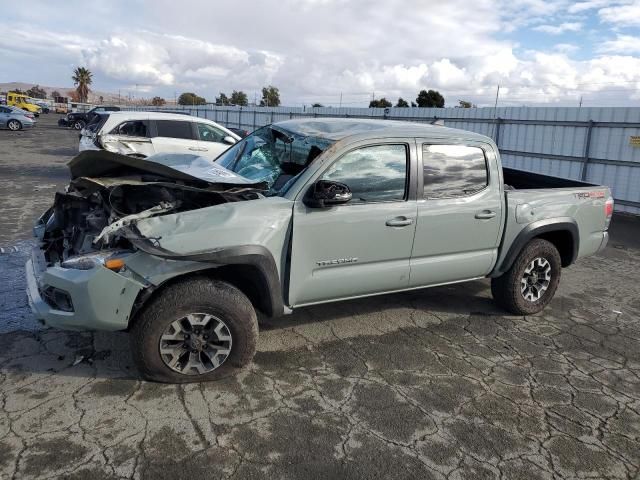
[223,135,237,145]
[305,180,352,208]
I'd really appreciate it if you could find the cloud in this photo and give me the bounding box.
[553,43,580,53]
[599,0,640,26]
[2,0,640,107]
[533,22,583,34]
[598,34,640,53]
[567,0,621,14]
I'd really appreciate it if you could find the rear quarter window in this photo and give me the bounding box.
[111,120,149,137]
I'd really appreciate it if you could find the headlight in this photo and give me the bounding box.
[61,250,132,271]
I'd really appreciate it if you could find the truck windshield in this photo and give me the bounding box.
[216,125,334,195]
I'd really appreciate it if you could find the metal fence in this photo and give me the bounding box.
[131,105,640,214]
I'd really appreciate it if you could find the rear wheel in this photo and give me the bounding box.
[7,120,21,131]
[491,239,562,315]
[130,278,258,383]
[73,120,85,130]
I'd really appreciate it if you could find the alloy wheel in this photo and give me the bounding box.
[521,257,551,302]
[8,120,20,131]
[159,313,232,375]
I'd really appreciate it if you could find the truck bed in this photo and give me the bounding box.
[503,167,595,190]
[495,167,611,274]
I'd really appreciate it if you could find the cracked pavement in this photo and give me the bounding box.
[1,116,640,479]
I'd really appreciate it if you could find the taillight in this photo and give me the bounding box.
[604,197,614,230]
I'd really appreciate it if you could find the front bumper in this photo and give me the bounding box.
[58,118,73,127]
[26,247,146,331]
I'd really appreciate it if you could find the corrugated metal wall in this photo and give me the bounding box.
[134,105,640,214]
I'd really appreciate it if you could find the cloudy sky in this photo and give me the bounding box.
[2,0,640,107]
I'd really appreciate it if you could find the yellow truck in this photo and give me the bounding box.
[7,92,42,116]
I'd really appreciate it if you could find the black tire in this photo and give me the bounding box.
[130,277,258,383]
[7,119,22,131]
[491,239,562,315]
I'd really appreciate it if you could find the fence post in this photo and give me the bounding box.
[494,117,503,147]
[226,110,229,126]
[253,110,257,130]
[580,120,595,181]
[271,111,275,124]
[238,107,242,128]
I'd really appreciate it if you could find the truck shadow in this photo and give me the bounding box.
[1,280,501,382]
[260,278,501,331]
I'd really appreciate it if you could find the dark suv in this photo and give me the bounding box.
[58,106,121,130]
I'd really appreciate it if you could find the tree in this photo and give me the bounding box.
[178,92,206,105]
[457,100,475,108]
[230,90,248,106]
[411,101,417,107]
[152,96,166,106]
[260,85,280,107]
[369,98,392,108]
[311,103,324,108]
[215,93,230,105]
[26,85,47,99]
[416,89,445,108]
[72,67,93,103]
[395,97,409,107]
[51,90,61,100]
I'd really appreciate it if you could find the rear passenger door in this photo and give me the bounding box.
[150,120,200,156]
[409,141,503,287]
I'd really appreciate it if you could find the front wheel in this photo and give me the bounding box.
[73,120,85,130]
[491,239,562,315]
[7,120,21,131]
[130,278,258,383]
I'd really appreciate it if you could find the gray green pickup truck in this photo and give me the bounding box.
[26,119,613,383]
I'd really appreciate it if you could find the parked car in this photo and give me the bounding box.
[0,105,36,130]
[35,101,50,114]
[59,105,121,130]
[26,119,613,383]
[78,111,240,160]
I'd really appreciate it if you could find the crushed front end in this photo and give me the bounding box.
[26,150,265,331]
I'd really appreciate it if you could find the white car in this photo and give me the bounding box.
[79,111,240,161]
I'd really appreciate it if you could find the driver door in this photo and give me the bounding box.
[288,140,418,306]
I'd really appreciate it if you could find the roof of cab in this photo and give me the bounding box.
[105,111,195,121]
[273,117,493,143]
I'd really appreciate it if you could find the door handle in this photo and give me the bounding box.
[188,147,208,152]
[475,210,497,219]
[386,216,414,227]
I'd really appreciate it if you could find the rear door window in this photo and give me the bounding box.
[422,144,488,199]
[155,120,195,140]
[111,120,149,137]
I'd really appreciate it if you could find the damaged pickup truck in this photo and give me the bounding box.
[27,119,614,383]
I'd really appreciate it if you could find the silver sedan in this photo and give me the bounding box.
[0,105,36,130]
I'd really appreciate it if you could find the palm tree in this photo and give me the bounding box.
[72,67,93,103]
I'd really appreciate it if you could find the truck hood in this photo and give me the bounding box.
[68,150,267,191]
[39,150,267,265]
